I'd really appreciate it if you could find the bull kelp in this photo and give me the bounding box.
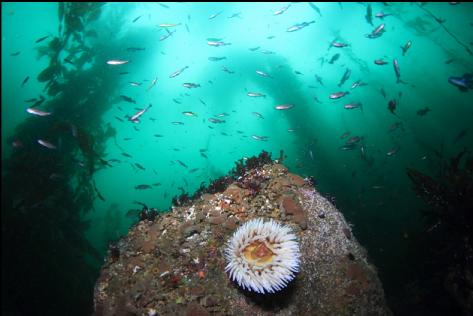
[2,2,473,316]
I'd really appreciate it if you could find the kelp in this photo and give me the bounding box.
[2,3,123,315]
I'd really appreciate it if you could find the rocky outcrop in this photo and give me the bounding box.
[93,163,391,316]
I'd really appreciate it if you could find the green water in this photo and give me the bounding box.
[2,2,472,315]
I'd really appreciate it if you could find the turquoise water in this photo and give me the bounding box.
[2,2,472,315]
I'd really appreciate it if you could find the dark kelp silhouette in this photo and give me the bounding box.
[406,149,473,315]
[1,3,127,315]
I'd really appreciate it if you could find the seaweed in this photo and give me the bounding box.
[1,4,126,315]
[406,149,473,315]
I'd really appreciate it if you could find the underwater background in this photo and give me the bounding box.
[2,2,472,315]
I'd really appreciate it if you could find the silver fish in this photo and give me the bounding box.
[252,135,268,141]
[207,41,231,47]
[26,108,51,116]
[256,70,272,78]
[38,139,56,149]
[329,91,349,99]
[338,68,351,87]
[275,104,294,110]
[106,59,129,65]
[274,4,291,15]
[169,66,189,78]
[129,104,152,123]
[182,82,200,88]
[247,92,266,97]
[344,102,363,110]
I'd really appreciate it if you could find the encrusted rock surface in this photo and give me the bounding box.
[93,163,391,316]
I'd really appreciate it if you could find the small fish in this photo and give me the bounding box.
[416,107,431,116]
[274,4,291,15]
[208,56,226,61]
[135,184,152,190]
[228,12,241,19]
[115,116,124,122]
[199,99,207,106]
[338,68,351,87]
[129,81,141,87]
[346,136,362,144]
[375,12,392,19]
[351,80,366,89]
[153,182,162,186]
[393,59,404,84]
[157,2,169,8]
[159,23,181,28]
[266,36,275,40]
[339,143,357,151]
[132,15,142,23]
[207,41,231,47]
[120,95,136,103]
[329,91,350,99]
[37,139,56,149]
[182,82,200,88]
[176,160,188,168]
[332,41,349,48]
[121,152,132,158]
[201,152,208,158]
[10,51,20,56]
[208,118,225,123]
[21,76,30,87]
[35,35,49,43]
[247,92,266,97]
[249,46,260,51]
[386,146,400,156]
[401,40,411,56]
[252,135,268,141]
[275,104,294,110]
[295,70,303,75]
[252,112,264,119]
[209,11,223,20]
[169,66,189,78]
[374,59,388,65]
[26,108,51,116]
[189,168,199,173]
[182,111,197,117]
[365,4,373,26]
[344,102,363,111]
[366,23,385,39]
[388,99,398,116]
[12,139,23,148]
[340,131,350,139]
[215,113,228,117]
[222,66,234,74]
[314,74,324,86]
[160,29,176,41]
[328,53,340,64]
[173,98,181,104]
[147,77,158,91]
[154,134,163,137]
[135,163,146,170]
[172,121,184,125]
[119,72,129,75]
[286,20,315,32]
[107,59,129,65]
[256,70,272,78]
[448,74,473,91]
[308,2,322,16]
[129,104,152,123]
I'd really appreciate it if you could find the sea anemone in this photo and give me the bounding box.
[224,218,300,294]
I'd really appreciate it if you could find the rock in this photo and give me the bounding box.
[287,173,306,186]
[281,196,308,230]
[182,225,201,238]
[208,215,225,225]
[186,303,209,316]
[93,163,391,316]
